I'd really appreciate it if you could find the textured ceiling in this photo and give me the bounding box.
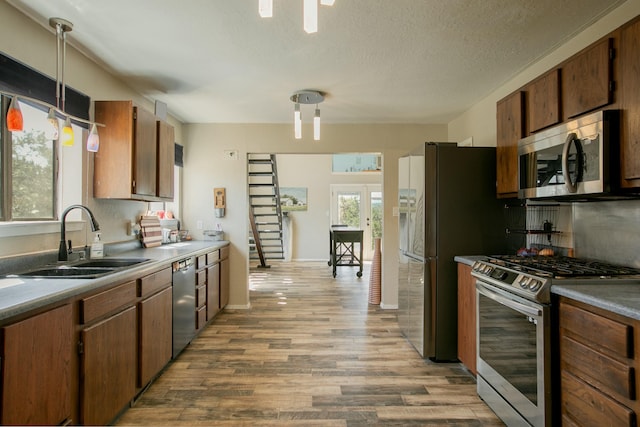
[6,0,627,124]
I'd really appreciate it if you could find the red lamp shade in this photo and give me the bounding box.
[6,97,23,132]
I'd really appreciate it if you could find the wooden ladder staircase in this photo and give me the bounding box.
[248,154,284,267]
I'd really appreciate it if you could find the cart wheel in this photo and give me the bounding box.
[357,271,362,277]
[333,273,337,278]
[328,261,332,266]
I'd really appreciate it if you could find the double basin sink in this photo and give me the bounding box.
[6,257,151,279]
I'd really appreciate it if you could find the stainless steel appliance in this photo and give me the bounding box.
[518,109,621,200]
[472,255,640,427]
[398,142,512,360]
[172,257,196,357]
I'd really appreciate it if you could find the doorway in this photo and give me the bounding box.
[330,184,382,260]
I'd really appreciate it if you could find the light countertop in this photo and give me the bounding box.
[0,240,228,322]
[551,282,640,321]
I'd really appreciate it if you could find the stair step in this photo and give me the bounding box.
[248,159,274,164]
[248,171,275,176]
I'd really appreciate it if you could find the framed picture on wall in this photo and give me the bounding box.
[280,187,308,211]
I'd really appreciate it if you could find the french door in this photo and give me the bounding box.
[330,184,382,260]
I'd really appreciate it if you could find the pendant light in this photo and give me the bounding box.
[258,0,335,33]
[6,96,23,132]
[290,90,325,140]
[2,17,104,148]
[46,108,59,140]
[86,123,100,152]
[259,0,273,18]
[303,0,318,34]
[61,117,74,146]
[314,106,321,141]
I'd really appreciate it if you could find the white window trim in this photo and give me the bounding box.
[0,220,84,238]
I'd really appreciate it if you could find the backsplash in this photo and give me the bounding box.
[573,199,640,268]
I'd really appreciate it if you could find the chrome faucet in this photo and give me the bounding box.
[58,204,100,261]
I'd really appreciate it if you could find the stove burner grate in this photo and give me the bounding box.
[487,255,640,278]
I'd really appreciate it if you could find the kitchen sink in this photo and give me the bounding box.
[73,258,151,268]
[6,257,151,279]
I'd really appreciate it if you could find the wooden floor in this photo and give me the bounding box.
[116,261,504,426]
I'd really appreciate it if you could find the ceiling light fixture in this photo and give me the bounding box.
[290,90,324,141]
[2,18,104,152]
[259,0,335,34]
[259,0,273,18]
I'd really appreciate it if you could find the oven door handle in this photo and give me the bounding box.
[476,282,542,317]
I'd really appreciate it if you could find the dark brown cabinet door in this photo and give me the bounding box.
[563,38,613,119]
[456,263,476,375]
[1,305,72,425]
[133,106,158,197]
[81,306,137,426]
[220,257,230,308]
[528,69,560,132]
[138,287,172,387]
[207,263,220,319]
[157,120,175,199]
[496,91,524,198]
[621,18,640,185]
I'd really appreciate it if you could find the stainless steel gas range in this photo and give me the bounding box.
[471,255,640,427]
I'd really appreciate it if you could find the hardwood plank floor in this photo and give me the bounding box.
[116,261,504,426]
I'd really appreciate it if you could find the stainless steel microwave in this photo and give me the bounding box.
[518,110,619,200]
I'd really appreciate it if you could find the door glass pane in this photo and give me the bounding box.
[369,190,382,250]
[11,101,55,219]
[337,191,360,227]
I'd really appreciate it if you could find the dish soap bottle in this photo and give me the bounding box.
[90,233,104,259]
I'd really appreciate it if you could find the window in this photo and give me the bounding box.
[1,96,84,222]
[332,153,382,173]
[4,98,57,220]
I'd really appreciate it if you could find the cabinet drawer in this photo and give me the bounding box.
[197,269,207,286]
[561,335,635,400]
[138,267,171,298]
[81,281,136,324]
[196,305,207,330]
[220,246,229,260]
[207,250,220,265]
[560,302,633,358]
[196,255,207,270]
[561,371,636,427]
[196,285,206,309]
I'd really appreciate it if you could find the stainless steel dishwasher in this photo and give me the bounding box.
[172,257,196,358]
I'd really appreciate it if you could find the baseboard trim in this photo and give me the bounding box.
[380,302,398,310]
[225,303,251,310]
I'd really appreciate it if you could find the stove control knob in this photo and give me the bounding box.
[495,270,508,281]
[519,277,531,289]
[529,280,542,292]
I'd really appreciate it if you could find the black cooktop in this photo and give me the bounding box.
[487,255,640,279]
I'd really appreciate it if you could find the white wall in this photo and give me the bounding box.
[182,123,448,309]
[276,154,381,261]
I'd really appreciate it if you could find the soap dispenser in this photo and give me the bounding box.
[90,233,104,259]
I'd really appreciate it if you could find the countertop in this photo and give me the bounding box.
[551,283,640,321]
[0,240,228,322]
[454,255,487,266]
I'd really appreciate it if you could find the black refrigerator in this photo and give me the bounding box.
[398,142,512,361]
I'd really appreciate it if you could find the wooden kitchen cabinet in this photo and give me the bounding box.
[620,17,640,187]
[220,246,230,308]
[79,281,137,426]
[496,91,525,198]
[138,268,172,388]
[527,69,560,133]
[94,100,174,201]
[208,262,221,319]
[0,304,73,425]
[457,263,476,375]
[558,297,639,427]
[157,120,175,199]
[563,38,613,119]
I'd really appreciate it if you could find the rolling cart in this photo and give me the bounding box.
[328,225,363,278]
